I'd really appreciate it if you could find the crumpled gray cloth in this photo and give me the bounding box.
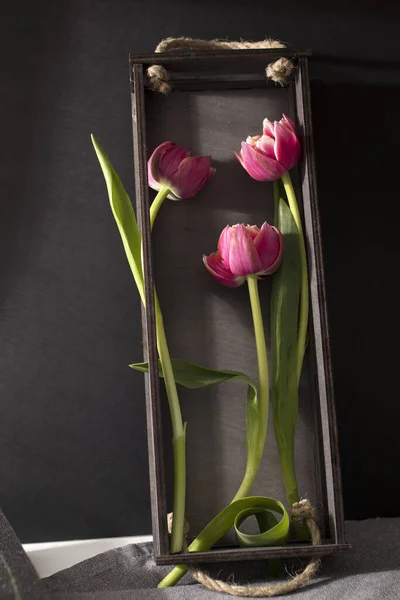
[0,509,51,599]
[1,509,400,599]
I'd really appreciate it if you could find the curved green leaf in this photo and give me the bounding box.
[131,358,254,392]
[91,135,144,303]
[197,496,289,551]
[158,496,290,588]
[131,358,260,465]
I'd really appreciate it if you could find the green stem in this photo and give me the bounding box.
[273,180,281,225]
[231,468,258,503]
[280,171,309,383]
[155,293,186,555]
[158,275,270,587]
[149,186,186,554]
[150,186,170,228]
[247,276,269,441]
[279,444,299,507]
[229,275,270,503]
[280,441,310,539]
[239,276,270,484]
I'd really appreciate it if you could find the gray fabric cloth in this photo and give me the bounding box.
[44,519,400,600]
[0,509,51,599]
[2,508,400,599]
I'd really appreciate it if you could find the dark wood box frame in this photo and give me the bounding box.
[129,49,349,565]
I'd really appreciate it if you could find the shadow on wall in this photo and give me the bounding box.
[310,79,400,519]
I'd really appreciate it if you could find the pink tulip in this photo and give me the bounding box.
[203,223,283,287]
[234,114,301,182]
[148,141,215,200]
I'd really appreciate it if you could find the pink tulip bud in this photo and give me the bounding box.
[203,223,283,287]
[234,114,301,182]
[148,141,215,200]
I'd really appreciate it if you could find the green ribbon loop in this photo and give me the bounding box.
[187,496,290,555]
[234,498,289,548]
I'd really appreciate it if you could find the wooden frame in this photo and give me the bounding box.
[129,49,349,565]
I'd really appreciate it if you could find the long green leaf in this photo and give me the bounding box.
[131,358,255,393]
[271,192,302,507]
[91,135,144,302]
[131,358,260,463]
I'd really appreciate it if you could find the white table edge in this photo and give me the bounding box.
[23,535,153,578]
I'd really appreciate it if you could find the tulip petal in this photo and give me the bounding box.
[147,163,163,192]
[246,225,261,241]
[255,135,277,160]
[281,114,297,134]
[218,225,233,263]
[183,165,215,199]
[158,144,190,180]
[147,142,213,200]
[178,155,211,175]
[246,135,261,147]
[254,223,283,275]
[274,122,301,171]
[229,225,262,276]
[240,143,286,182]
[263,118,275,138]
[148,162,180,199]
[169,156,213,199]
[203,252,244,288]
[148,141,176,183]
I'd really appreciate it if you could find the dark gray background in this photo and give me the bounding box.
[1,0,399,542]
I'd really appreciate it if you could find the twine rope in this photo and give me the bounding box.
[167,499,321,597]
[147,37,294,93]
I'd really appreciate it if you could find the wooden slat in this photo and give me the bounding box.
[130,63,168,557]
[129,48,312,65]
[155,542,352,566]
[295,57,346,544]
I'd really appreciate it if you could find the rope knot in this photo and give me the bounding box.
[265,57,293,84]
[147,64,170,94]
[291,498,317,523]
